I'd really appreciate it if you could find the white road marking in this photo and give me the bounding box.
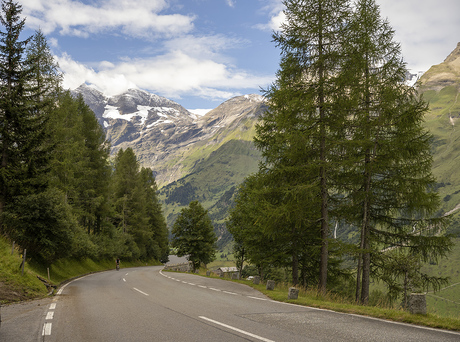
[209,287,221,292]
[247,296,267,301]
[49,303,56,310]
[199,316,275,342]
[198,285,207,289]
[123,278,126,282]
[42,323,52,336]
[188,283,196,286]
[56,274,90,295]
[46,311,54,320]
[133,287,149,296]
[223,291,237,295]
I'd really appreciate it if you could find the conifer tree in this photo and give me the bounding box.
[171,200,217,272]
[337,0,452,304]
[255,0,351,292]
[0,0,51,236]
[25,29,62,99]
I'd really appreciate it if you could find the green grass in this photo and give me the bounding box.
[0,237,48,303]
[189,269,460,331]
[0,235,161,304]
[421,238,460,317]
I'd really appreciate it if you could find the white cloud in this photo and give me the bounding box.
[378,0,460,71]
[254,0,460,72]
[58,50,272,101]
[225,0,236,8]
[254,0,285,31]
[21,0,195,38]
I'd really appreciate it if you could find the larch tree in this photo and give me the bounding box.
[337,0,452,304]
[255,0,351,292]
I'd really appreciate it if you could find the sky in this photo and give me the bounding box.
[19,0,460,113]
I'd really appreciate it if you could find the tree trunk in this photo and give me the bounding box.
[318,0,328,295]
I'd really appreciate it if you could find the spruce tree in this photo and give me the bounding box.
[0,0,51,236]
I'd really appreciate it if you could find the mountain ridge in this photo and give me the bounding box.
[71,84,266,187]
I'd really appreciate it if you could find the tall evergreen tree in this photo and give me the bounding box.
[255,0,351,292]
[111,148,168,261]
[25,29,62,99]
[138,167,169,263]
[337,0,452,304]
[0,0,51,236]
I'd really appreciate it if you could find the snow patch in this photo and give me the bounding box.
[244,94,265,102]
[188,108,211,116]
[103,105,180,126]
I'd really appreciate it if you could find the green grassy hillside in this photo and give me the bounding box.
[422,238,460,317]
[158,139,261,247]
[422,85,460,235]
[0,237,47,303]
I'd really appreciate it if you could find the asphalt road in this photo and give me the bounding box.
[1,266,459,341]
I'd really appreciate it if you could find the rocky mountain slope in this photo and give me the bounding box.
[72,86,266,243]
[72,85,265,187]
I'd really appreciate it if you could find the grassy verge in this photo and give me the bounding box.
[28,258,160,285]
[185,269,460,332]
[0,235,161,304]
[0,238,48,303]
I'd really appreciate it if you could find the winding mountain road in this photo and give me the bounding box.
[1,266,459,341]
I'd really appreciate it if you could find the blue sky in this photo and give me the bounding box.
[19,0,460,112]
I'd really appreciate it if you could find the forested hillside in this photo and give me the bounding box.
[158,139,261,248]
[0,2,169,266]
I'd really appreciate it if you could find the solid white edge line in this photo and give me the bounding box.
[161,268,459,336]
[199,316,275,342]
[42,322,52,336]
[56,274,91,295]
[133,287,149,296]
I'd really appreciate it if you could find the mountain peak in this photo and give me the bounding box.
[418,43,460,92]
[444,42,460,64]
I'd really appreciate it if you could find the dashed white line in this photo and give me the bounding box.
[46,311,55,320]
[247,296,268,301]
[198,285,207,289]
[199,316,275,342]
[133,287,149,296]
[49,303,56,310]
[223,291,237,295]
[209,287,221,292]
[42,322,52,336]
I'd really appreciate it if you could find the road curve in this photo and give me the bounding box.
[1,266,459,341]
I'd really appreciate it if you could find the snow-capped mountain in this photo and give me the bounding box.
[71,84,267,186]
